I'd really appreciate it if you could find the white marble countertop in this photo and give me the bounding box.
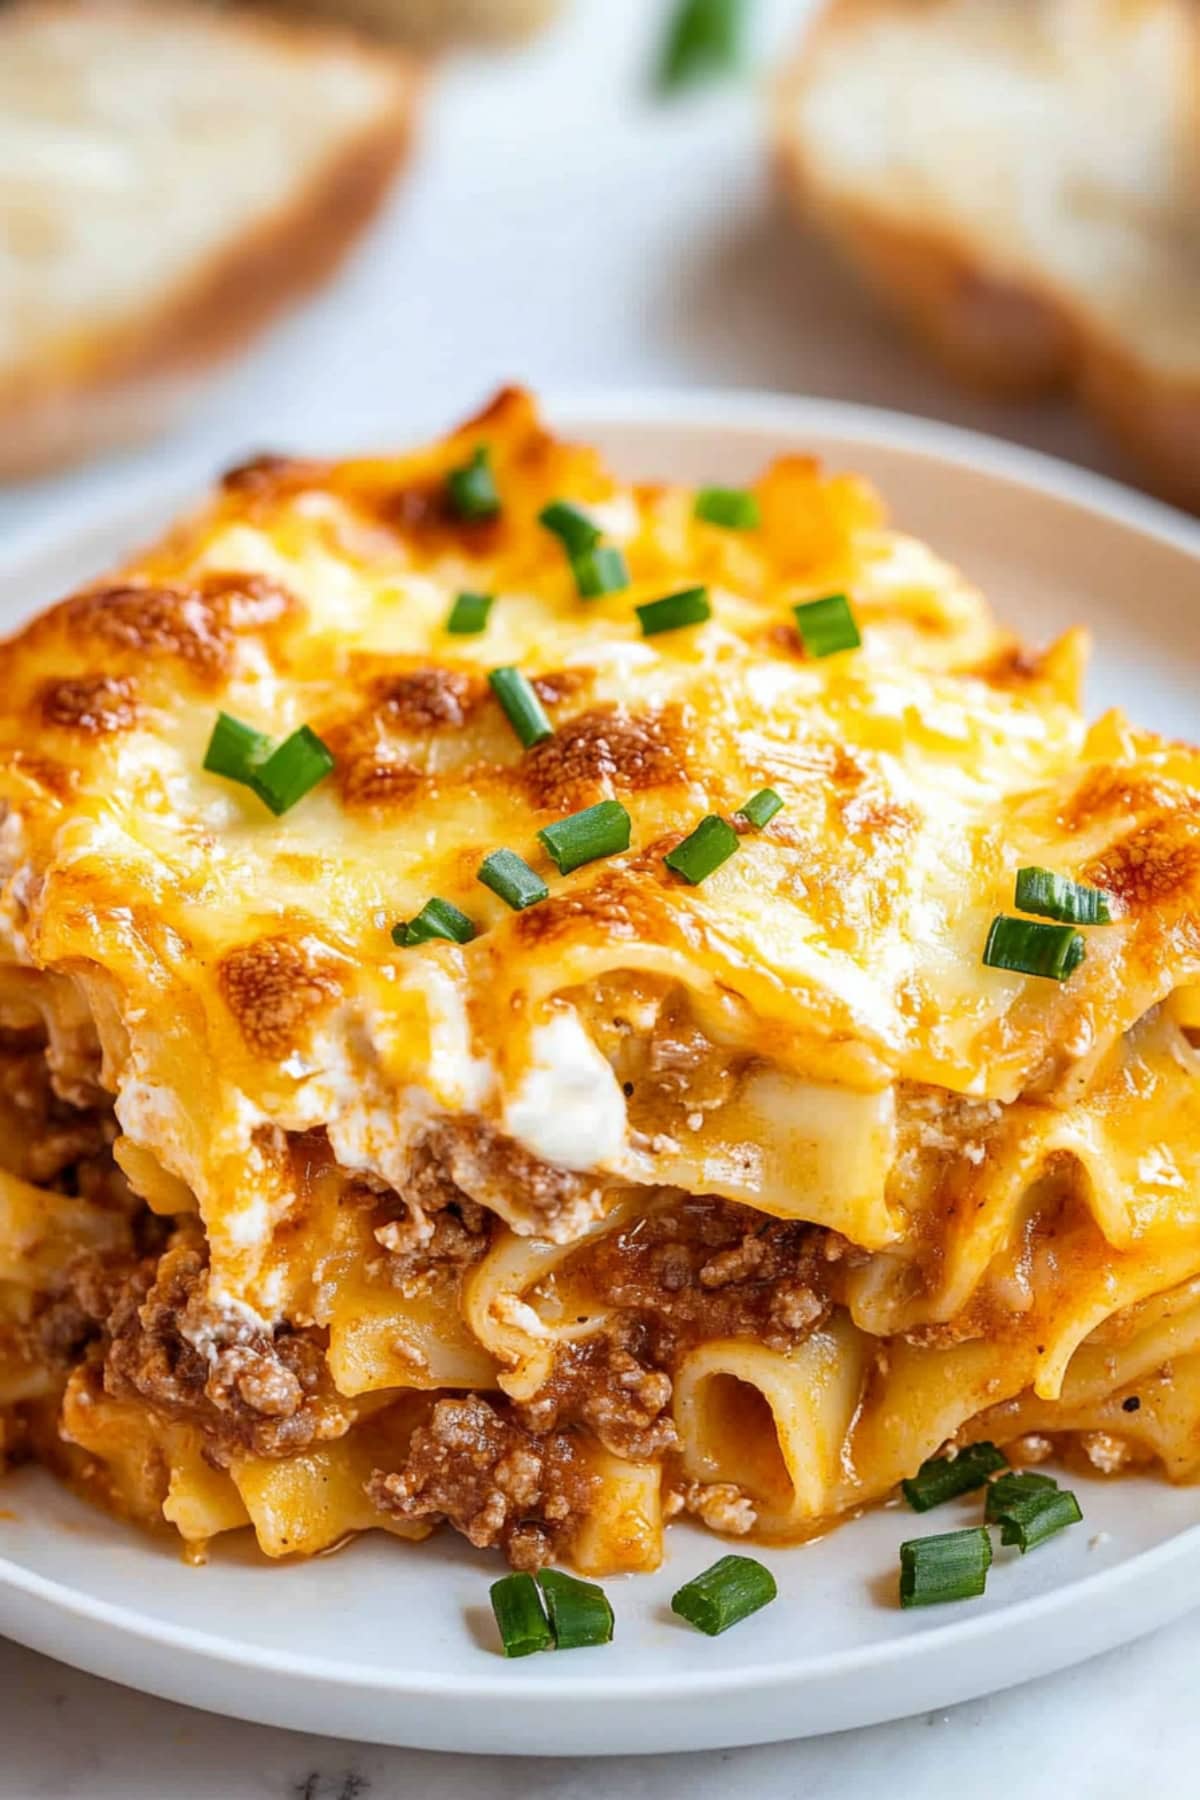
[2,1,1196,1792]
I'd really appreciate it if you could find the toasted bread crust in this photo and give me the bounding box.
[0,4,422,479]
[774,0,1200,513]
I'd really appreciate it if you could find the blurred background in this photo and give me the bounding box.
[1,0,1196,550]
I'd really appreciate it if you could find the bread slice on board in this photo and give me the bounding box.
[263,0,562,49]
[775,0,1200,511]
[0,2,421,480]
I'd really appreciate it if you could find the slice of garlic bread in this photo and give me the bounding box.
[0,2,421,479]
[266,0,561,48]
[776,0,1200,510]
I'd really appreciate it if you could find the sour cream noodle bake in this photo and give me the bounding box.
[5,389,1200,1583]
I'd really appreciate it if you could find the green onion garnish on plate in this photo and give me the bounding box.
[392,898,476,947]
[536,1569,614,1649]
[793,592,861,659]
[490,1572,553,1658]
[671,1555,777,1636]
[636,586,711,637]
[658,0,746,91]
[988,1483,1082,1553]
[445,445,500,521]
[477,848,549,911]
[983,1470,1059,1522]
[899,1527,993,1608]
[489,666,553,749]
[665,814,739,885]
[901,1443,1008,1513]
[695,486,760,530]
[446,591,493,635]
[739,787,783,829]
[572,545,630,599]
[1015,866,1114,926]
[203,712,334,816]
[538,800,631,875]
[540,500,602,558]
[984,916,1085,981]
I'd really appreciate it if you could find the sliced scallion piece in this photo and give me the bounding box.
[490,1572,553,1658]
[664,814,739,885]
[983,916,1085,981]
[572,545,630,599]
[250,726,335,816]
[446,591,493,635]
[203,713,334,815]
[695,486,760,530]
[445,444,500,521]
[203,711,271,783]
[539,500,602,558]
[793,592,861,659]
[990,1485,1082,1553]
[901,1442,1007,1513]
[670,1555,777,1636]
[538,800,631,875]
[899,1527,993,1609]
[658,0,745,91]
[536,1568,613,1649]
[984,1470,1059,1523]
[477,848,549,911]
[1015,866,1114,926]
[489,665,553,749]
[392,898,476,947]
[739,787,783,830]
[636,586,711,637]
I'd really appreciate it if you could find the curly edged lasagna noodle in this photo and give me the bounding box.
[4,386,1200,1576]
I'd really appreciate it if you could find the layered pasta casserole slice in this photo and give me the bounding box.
[4,387,1200,1578]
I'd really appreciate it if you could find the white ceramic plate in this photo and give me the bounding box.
[3,395,1200,1756]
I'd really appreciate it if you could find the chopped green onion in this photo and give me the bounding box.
[984,1470,1059,1523]
[670,1555,777,1636]
[446,445,500,522]
[658,0,746,91]
[739,787,783,830]
[695,486,761,530]
[536,1568,613,1649]
[477,848,549,911]
[251,726,334,816]
[901,1442,1007,1513]
[899,1527,993,1609]
[392,898,476,948]
[793,592,861,659]
[664,814,739,885]
[539,500,602,558]
[571,545,630,599]
[538,800,631,875]
[983,916,1085,981]
[490,1573,553,1658]
[203,711,271,783]
[203,714,334,815]
[636,586,711,637]
[990,1485,1082,1553]
[489,665,553,749]
[1015,866,1114,926]
[446,591,493,635]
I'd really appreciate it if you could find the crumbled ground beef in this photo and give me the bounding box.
[359,1137,492,1295]
[0,1029,117,1188]
[666,1479,757,1536]
[98,1234,350,1462]
[563,1195,834,1358]
[399,1118,605,1242]
[515,1323,678,1461]
[366,1393,595,1569]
